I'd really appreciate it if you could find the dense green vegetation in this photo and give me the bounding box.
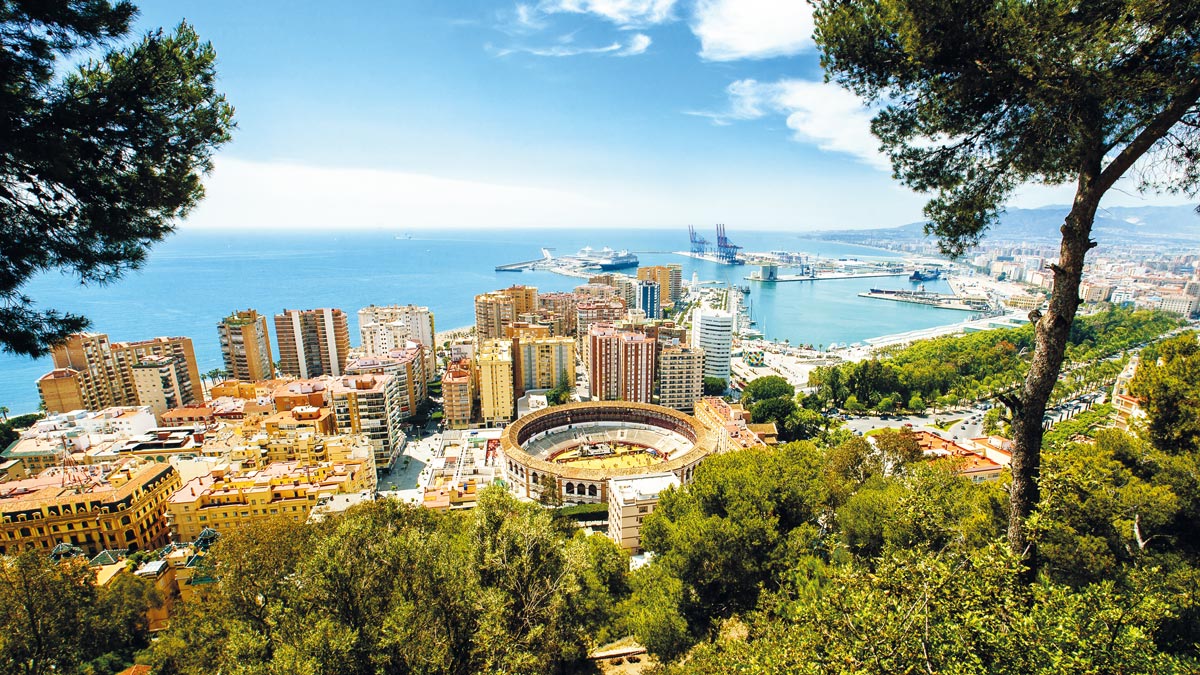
[546,379,573,406]
[808,308,1179,412]
[146,492,628,675]
[701,376,727,396]
[0,553,163,675]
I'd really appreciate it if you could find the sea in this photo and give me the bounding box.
[0,228,969,414]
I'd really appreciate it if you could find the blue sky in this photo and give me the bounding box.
[133,0,1189,231]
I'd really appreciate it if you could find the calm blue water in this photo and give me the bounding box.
[0,228,966,414]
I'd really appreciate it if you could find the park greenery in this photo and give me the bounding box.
[808,308,1179,413]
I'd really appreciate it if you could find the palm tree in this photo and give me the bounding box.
[0,406,7,422]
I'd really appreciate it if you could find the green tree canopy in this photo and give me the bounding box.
[1,1,234,357]
[741,376,794,406]
[814,0,1200,564]
[1130,331,1200,455]
[702,376,727,396]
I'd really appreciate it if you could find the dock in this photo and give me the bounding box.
[858,288,981,311]
[746,272,908,282]
[495,258,544,272]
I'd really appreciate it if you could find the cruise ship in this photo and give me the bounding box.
[575,246,639,270]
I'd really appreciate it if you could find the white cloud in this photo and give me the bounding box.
[691,0,814,61]
[515,3,546,29]
[180,157,932,232]
[621,33,652,55]
[542,0,677,27]
[690,78,887,169]
[494,32,650,57]
[182,158,610,230]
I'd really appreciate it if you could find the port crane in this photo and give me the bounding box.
[714,224,743,264]
[688,225,710,256]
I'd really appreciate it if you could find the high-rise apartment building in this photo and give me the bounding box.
[692,308,733,383]
[358,304,436,354]
[576,298,626,341]
[329,374,406,470]
[537,292,581,336]
[274,308,350,379]
[475,291,515,341]
[587,324,655,403]
[217,309,275,381]
[38,333,200,414]
[477,340,515,426]
[475,286,539,340]
[442,359,475,430]
[637,265,682,306]
[513,336,576,396]
[636,280,661,320]
[343,344,428,421]
[657,345,705,412]
[612,276,638,310]
[131,355,187,422]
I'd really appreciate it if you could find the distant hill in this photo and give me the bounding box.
[825,204,1200,244]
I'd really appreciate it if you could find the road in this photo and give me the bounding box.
[842,408,984,441]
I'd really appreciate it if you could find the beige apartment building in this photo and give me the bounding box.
[657,345,704,412]
[358,304,435,354]
[131,355,188,423]
[637,264,683,306]
[576,298,626,343]
[217,309,275,381]
[513,336,576,396]
[329,374,406,471]
[475,285,539,341]
[38,333,200,414]
[343,344,428,420]
[274,308,350,378]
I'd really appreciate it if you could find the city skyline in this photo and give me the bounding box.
[132,0,1193,233]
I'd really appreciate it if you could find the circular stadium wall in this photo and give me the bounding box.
[500,401,718,504]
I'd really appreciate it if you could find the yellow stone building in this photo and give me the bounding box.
[513,335,576,396]
[166,457,374,542]
[0,457,181,556]
[477,340,515,426]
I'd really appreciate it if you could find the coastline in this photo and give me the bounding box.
[435,325,474,345]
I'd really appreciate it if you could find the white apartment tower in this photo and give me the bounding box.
[692,308,733,383]
[358,304,436,354]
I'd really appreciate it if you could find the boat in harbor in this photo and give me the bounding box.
[910,268,942,281]
[575,246,639,270]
